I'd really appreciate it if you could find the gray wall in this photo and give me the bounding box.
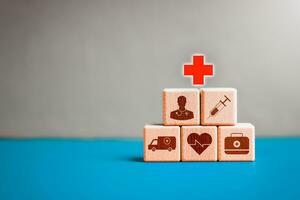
[0,0,299,138]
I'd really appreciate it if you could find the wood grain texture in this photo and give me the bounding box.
[163,88,200,126]
[144,125,180,162]
[181,126,217,161]
[218,123,255,161]
[201,88,237,125]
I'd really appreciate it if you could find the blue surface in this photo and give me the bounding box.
[0,138,299,200]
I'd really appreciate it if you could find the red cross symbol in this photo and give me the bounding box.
[183,55,214,85]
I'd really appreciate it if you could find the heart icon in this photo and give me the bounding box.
[187,133,212,155]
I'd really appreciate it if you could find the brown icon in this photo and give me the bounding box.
[208,95,231,118]
[170,96,194,120]
[224,133,249,154]
[187,133,212,155]
[148,136,176,151]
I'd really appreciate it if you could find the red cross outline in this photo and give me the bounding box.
[183,55,214,85]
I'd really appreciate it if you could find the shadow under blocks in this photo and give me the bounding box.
[144,88,255,162]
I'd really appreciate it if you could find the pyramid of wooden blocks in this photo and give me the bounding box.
[144,88,255,162]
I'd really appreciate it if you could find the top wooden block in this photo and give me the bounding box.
[163,88,200,126]
[201,88,237,125]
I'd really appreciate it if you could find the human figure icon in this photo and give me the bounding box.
[170,96,194,120]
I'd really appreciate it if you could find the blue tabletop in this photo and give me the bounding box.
[0,137,299,200]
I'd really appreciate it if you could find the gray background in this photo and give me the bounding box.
[0,0,299,138]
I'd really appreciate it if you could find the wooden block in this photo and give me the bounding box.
[201,88,237,125]
[163,88,200,126]
[144,125,180,162]
[181,126,217,161]
[218,123,255,161]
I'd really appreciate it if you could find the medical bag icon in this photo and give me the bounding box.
[224,133,249,154]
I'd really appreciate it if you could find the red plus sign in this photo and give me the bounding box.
[183,55,214,85]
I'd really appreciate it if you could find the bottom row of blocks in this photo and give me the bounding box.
[144,123,255,162]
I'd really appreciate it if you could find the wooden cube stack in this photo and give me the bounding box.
[144,88,255,162]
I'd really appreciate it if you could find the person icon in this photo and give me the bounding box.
[170,96,194,120]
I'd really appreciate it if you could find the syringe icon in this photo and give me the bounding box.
[208,95,231,118]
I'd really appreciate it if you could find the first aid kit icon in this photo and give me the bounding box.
[224,133,249,154]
